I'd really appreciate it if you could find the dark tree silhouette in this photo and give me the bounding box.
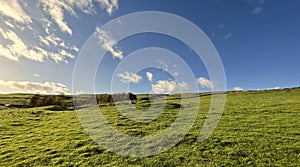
[29,94,42,107]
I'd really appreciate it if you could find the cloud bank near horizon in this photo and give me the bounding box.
[0,80,70,95]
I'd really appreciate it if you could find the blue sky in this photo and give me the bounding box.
[0,0,299,94]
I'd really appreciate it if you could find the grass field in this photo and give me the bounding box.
[0,88,299,166]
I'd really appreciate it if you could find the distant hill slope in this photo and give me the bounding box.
[0,86,299,107]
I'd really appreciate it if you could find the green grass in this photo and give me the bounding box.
[0,89,300,166]
[0,94,32,106]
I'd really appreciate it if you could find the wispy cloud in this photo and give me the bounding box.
[157,60,179,77]
[40,0,74,35]
[0,27,43,62]
[0,0,119,63]
[95,27,123,59]
[197,77,214,89]
[225,32,232,39]
[118,72,142,83]
[40,0,117,35]
[0,80,70,94]
[252,7,263,15]
[146,72,153,82]
[0,1,76,63]
[0,27,75,63]
[97,0,119,15]
[0,0,32,24]
[243,0,266,15]
[151,80,189,94]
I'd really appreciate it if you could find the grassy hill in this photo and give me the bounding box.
[0,88,299,166]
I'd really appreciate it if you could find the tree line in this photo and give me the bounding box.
[29,93,137,108]
[96,93,137,105]
[29,94,73,108]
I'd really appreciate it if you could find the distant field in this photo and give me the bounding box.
[0,89,299,166]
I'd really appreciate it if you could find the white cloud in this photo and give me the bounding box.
[0,80,70,94]
[146,72,153,82]
[157,60,179,77]
[151,80,189,94]
[40,0,119,35]
[65,0,96,14]
[118,72,142,83]
[40,0,98,35]
[178,82,189,91]
[33,74,41,78]
[0,27,43,62]
[95,27,123,59]
[0,0,32,24]
[96,0,119,15]
[40,0,74,35]
[38,32,78,57]
[225,32,232,39]
[0,27,75,63]
[38,33,61,46]
[71,46,80,52]
[197,77,214,89]
[268,87,281,90]
[233,87,244,91]
[0,2,77,63]
[252,7,263,15]
[0,0,120,63]
[4,21,16,28]
[59,49,75,59]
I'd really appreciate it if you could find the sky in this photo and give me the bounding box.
[0,0,299,94]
